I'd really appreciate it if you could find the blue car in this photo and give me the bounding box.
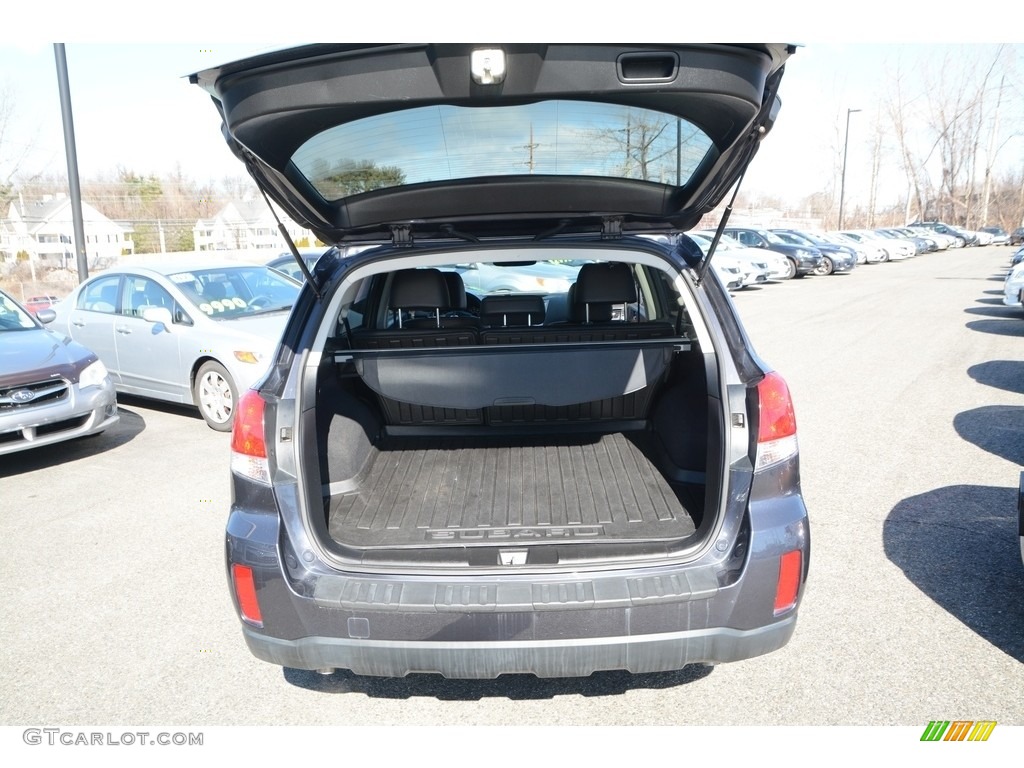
[770,229,857,275]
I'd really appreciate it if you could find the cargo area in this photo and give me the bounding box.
[326,431,698,549]
[302,257,722,566]
[311,341,716,564]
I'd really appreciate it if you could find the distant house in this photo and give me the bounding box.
[1,194,134,269]
[193,200,316,252]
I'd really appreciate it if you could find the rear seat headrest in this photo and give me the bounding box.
[442,272,468,310]
[574,262,637,305]
[481,294,546,327]
[390,269,450,308]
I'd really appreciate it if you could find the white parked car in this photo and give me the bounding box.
[842,230,913,260]
[972,229,995,246]
[1003,261,1024,314]
[692,232,788,282]
[828,231,887,263]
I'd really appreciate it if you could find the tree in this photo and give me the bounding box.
[0,83,40,209]
[866,107,886,228]
[591,110,687,183]
[315,159,406,198]
[881,45,1021,228]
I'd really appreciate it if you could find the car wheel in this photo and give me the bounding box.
[813,257,834,276]
[782,258,797,280]
[194,361,238,432]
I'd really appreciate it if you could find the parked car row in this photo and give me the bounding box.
[5,212,1008,457]
[4,262,302,441]
[676,224,966,292]
[908,220,1021,248]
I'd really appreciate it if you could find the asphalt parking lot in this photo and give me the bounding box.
[1,244,1022,726]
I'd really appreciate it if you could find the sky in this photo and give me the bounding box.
[1,4,1021,213]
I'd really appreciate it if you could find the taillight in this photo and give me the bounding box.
[755,371,798,470]
[231,563,264,627]
[774,550,802,615]
[230,390,270,484]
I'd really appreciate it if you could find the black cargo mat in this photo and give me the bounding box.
[327,432,697,549]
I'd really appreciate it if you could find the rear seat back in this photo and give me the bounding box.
[348,264,677,424]
[557,262,675,340]
[573,261,636,323]
[480,294,548,345]
[350,268,479,348]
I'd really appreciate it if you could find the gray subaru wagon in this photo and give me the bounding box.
[192,43,810,679]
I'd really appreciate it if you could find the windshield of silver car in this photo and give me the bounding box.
[167,267,300,318]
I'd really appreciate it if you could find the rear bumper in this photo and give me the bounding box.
[227,461,809,679]
[242,616,797,678]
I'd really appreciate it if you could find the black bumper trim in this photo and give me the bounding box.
[241,617,796,679]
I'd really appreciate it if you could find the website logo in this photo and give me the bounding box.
[921,721,997,742]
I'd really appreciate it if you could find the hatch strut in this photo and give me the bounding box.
[695,63,784,286]
[695,166,747,287]
[246,158,322,299]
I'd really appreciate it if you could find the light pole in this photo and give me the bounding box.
[838,108,861,230]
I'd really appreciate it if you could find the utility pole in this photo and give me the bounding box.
[54,43,89,282]
[522,124,538,173]
[838,108,861,230]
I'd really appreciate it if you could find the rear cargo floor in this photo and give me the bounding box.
[327,432,697,548]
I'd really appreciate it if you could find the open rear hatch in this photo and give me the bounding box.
[193,45,792,570]
[190,43,793,247]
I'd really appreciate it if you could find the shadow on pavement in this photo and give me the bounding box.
[283,662,713,699]
[0,405,146,477]
[963,305,1018,318]
[954,405,1024,466]
[967,361,1024,396]
[965,319,1024,338]
[884,484,1024,663]
[116,393,205,425]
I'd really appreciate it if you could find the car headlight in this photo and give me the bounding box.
[79,359,109,388]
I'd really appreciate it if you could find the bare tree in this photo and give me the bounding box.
[592,110,691,183]
[866,107,886,228]
[884,57,933,223]
[0,83,42,209]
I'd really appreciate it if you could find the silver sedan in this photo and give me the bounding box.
[48,261,300,431]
